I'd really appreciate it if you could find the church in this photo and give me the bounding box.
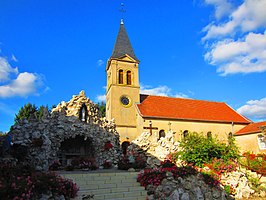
[105,20,252,144]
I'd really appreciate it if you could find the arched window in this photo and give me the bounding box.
[118,70,123,84]
[183,130,189,138]
[122,141,130,155]
[207,131,212,139]
[126,71,132,85]
[159,130,165,140]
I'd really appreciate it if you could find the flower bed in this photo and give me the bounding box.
[0,160,79,199]
[137,164,220,189]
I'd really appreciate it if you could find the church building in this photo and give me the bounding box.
[106,20,251,143]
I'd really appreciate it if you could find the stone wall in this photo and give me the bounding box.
[129,131,180,168]
[9,91,121,171]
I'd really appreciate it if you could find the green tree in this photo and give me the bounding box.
[97,102,106,118]
[175,132,239,167]
[14,103,50,124]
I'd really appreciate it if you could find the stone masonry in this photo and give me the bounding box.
[9,90,121,171]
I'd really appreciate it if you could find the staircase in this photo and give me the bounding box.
[60,170,147,200]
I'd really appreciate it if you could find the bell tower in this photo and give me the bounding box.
[106,20,140,142]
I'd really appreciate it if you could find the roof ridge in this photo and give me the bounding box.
[143,94,226,104]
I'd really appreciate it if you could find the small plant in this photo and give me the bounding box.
[223,184,236,195]
[70,157,98,170]
[49,160,61,171]
[118,150,147,170]
[201,171,220,188]
[240,152,266,176]
[160,159,175,168]
[104,141,113,151]
[246,172,266,193]
[103,160,112,169]
[205,158,238,175]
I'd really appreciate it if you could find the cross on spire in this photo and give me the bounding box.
[119,3,126,24]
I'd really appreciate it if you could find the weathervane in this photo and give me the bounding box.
[119,3,126,24]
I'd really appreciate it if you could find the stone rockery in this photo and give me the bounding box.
[9,90,121,171]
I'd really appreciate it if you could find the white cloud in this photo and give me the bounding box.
[140,84,189,98]
[205,31,266,75]
[96,94,106,102]
[97,59,104,67]
[0,54,45,98]
[203,0,266,40]
[202,0,266,75]
[205,0,233,20]
[0,57,18,82]
[0,72,43,98]
[237,97,266,120]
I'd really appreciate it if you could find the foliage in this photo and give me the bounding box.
[49,160,62,171]
[70,157,98,170]
[204,158,238,175]
[175,132,239,167]
[103,160,112,169]
[245,172,266,192]
[0,131,6,136]
[224,184,236,195]
[137,165,220,188]
[14,103,50,124]
[104,141,113,150]
[0,160,78,199]
[200,171,220,188]
[240,152,266,176]
[97,102,106,118]
[118,151,146,170]
[160,157,175,168]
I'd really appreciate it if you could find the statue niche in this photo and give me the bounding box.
[79,103,88,122]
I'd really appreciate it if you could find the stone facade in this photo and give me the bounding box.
[9,90,121,171]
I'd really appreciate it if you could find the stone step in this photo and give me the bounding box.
[59,171,147,200]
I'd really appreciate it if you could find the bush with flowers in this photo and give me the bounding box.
[204,158,238,175]
[0,160,79,199]
[118,150,146,170]
[137,163,221,189]
[103,160,112,169]
[70,157,98,170]
[240,152,266,176]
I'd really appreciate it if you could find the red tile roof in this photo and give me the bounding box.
[235,121,266,135]
[136,95,251,124]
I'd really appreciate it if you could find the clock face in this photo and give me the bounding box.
[120,96,130,106]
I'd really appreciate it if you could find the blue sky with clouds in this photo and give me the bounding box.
[0,0,266,132]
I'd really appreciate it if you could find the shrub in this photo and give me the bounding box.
[70,157,98,170]
[240,152,266,176]
[118,151,146,170]
[0,161,78,199]
[205,158,238,175]
[103,160,112,169]
[175,132,239,167]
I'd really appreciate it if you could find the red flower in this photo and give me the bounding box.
[104,141,113,150]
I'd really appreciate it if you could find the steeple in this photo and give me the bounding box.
[111,21,139,62]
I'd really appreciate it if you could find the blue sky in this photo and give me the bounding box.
[0,0,266,132]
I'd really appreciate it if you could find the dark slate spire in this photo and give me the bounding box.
[111,20,139,62]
